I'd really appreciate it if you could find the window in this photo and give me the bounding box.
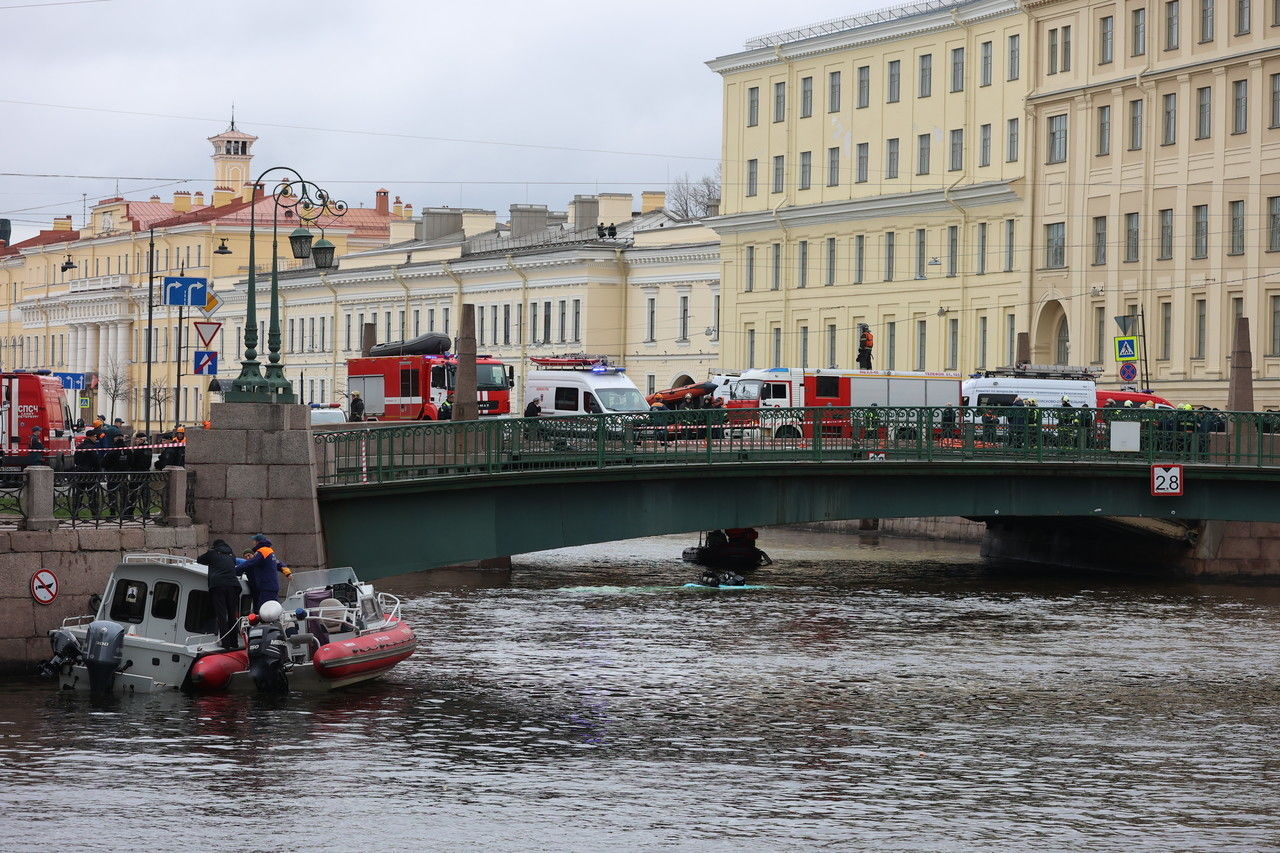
[1272,295,1280,354]
[1093,215,1108,265]
[773,327,782,366]
[1100,15,1115,62]
[1197,86,1213,138]
[951,47,965,91]
[773,81,786,122]
[109,579,148,624]
[827,236,837,285]
[947,318,959,370]
[801,76,813,117]
[1133,7,1148,54]
[1269,196,1280,250]
[1236,0,1251,32]
[1097,105,1112,154]
[1125,212,1140,261]
[771,243,782,290]
[747,87,759,126]
[747,329,756,367]
[949,128,964,170]
[857,65,870,107]
[1229,199,1246,254]
[542,301,551,343]
[799,326,809,368]
[798,240,809,287]
[1271,73,1280,126]
[887,321,898,369]
[977,222,988,274]
[772,155,785,193]
[827,147,841,186]
[745,245,755,291]
[885,231,896,281]
[1007,117,1020,161]
[856,142,869,182]
[920,53,933,97]
[1048,114,1068,162]
[915,228,927,278]
[678,296,690,341]
[978,316,989,367]
[827,324,838,368]
[710,295,718,340]
[746,159,758,196]
[1046,222,1066,268]
[1166,0,1181,47]
[1201,0,1216,39]
[886,138,900,178]
[1129,98,1145,149]
[979,123,992,166]
[152,581,180,621]
[1007,314,1017,363]
[1062,25,1072,70]
[1161,301,1173,358]
[980,41,993,85]
[829,71,842,112]
[854,234,865,283]
[917,133,932,174]
[557,301,566,343]
[1094,305,1107,362]
[1232,79,1248,133]
[916,319,928,370]
[947,225,959,276]
[799,151,813,190]
[1159,208,1174,258]
[1194,298,1207,358]
[1008,34,1021,80]
[399,366,420,399]
[1159,93,1178,145]
[887,59,901,102]
[1193,204,1209,257]
[1048,27,1060,74]
[1005,219,1016,271]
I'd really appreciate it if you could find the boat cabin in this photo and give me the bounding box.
[97,554,248,647]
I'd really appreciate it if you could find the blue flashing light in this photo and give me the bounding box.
[294,608,307,619]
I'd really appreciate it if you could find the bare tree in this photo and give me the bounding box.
[667,168,722,220]
[99,359,131,422]
[146,385,172,429]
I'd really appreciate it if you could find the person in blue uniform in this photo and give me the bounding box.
[237,534,291,612]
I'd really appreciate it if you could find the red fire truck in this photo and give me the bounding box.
[346,354,514,421]
[720,367,963,439]
[2,370,74,461]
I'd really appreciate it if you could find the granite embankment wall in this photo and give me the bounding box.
[800,516,987,543]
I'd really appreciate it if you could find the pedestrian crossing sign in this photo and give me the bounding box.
[1113,335,1140,362]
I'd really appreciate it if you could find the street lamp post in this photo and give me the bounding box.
[222,167,346,404]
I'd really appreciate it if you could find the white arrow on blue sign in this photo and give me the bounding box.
[52,372,86,390]
[163,276,209,307]
[193,350,218,375]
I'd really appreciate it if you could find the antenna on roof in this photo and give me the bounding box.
[229,102,236,131]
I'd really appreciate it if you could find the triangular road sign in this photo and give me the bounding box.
[193,320,222,349]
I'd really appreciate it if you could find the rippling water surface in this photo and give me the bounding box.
[2,528,1279,851]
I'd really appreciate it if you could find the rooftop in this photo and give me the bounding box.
[744,0,967,47]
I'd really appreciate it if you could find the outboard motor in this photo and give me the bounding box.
[82,620,126,694]
[246,602,289,693]
[37,628,84,677]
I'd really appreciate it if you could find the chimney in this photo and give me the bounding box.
[375,189,390,216]
[569,195,598,231]
[641,191,666,213]
[0,219,11,244]
[193,191,205,207]
[509,204,549,239]
[172,191,192,213]
[150,195,161,202]
[53,215,73,231]
[417,207,464,241]
[402,203,414,220]
[212,186,235,207]
[597,193,633,227]
[705,197,721,217]
[241,182,257,203]
[462,209,496,237]
[392,195,404,217]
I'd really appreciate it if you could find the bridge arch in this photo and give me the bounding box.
[1034,299,1070,364]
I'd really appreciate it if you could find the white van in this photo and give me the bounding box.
[961,375,1095,408]
[524,364,648,416]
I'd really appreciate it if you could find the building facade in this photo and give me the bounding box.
[1026,0,1280,406]
[707,0,1032,377]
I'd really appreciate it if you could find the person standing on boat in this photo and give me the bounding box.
[238,534,291,612]
[197,539,242,650]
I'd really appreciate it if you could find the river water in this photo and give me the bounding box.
[2,528,1279,851]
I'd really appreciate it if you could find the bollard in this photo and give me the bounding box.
[21,465,56,531]
[164,466,191,527]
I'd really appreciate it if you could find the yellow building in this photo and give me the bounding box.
[0,122,410,426]
[707,0,1032,375]
[1026,0,1280,406]
[217,192,721,407]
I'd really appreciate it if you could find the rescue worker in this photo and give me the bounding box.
[1056,395,1076,449]
[70,434,102,518]
[1025,398,1042,449]
[125,433,152,518]
[523,397,542,418]
[24,426,44,467]
[197,539,242,650]
[1008,396,1028,448]
[349,392,365,422]
[856,323,874,370]
[980,409,999,445]
[438,394,454,421]
[1177,403,1198,457]
[237,534,291,612]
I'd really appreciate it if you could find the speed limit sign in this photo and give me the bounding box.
[1150,464,1184,496]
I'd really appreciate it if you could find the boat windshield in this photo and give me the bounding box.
[288,567,360,591]
[731,380,763,400]
[597,388,648,412]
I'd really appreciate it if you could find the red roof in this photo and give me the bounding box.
[0,228,81,257]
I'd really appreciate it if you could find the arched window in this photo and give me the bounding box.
[1055,316,1070,364]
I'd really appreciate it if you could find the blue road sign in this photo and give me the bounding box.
[1113,335,1140,362]
[52,371,86,390]
[1118,362,1139,382]
[163,276,209,307]
[193,350,218,375]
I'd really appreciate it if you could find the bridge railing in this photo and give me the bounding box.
[312,406,1280,487]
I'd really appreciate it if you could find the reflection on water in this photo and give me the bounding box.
[1,528,1278,851]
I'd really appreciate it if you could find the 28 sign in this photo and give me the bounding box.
[1150,464,1184,496]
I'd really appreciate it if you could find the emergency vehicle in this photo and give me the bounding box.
[1,370,74,461]
[524,357,648,416]
[720,367,963,439]
[346,354,514,421]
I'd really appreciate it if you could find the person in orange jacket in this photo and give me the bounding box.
[237,534,292,612]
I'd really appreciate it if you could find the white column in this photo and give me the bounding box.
[114,321,130,422]
[67,326,78,373]
[95,323,109,418]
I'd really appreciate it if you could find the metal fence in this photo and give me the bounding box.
[0,472,23,529]
[52,471,169,527]
[313,406,1280,488]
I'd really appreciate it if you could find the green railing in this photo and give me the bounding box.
[312,406,1280,487]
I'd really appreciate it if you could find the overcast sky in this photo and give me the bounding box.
[1,0,881,241]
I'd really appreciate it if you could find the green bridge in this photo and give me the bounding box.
[312,406,1280,579]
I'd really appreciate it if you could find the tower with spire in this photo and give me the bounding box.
[207,112,258,206]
